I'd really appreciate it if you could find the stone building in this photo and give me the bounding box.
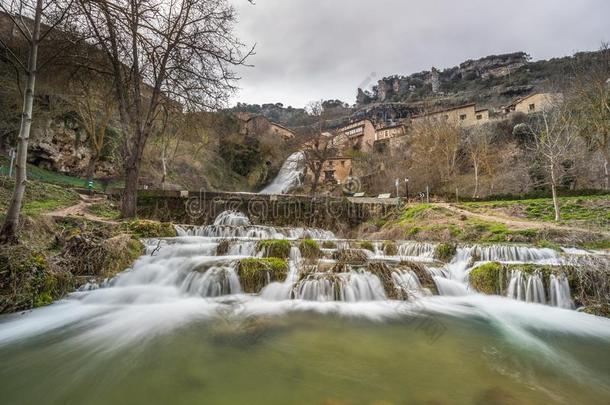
[236,113,295,139]
[332,119,377,152]
[503,93,563,115]
[319,157,353,185]
[411,103,490,127]
[375,124,406,141]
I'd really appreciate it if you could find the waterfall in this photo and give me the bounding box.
[392,270,428,299]
[397,242,437,261]
[474,245,560,264]
[294,270,387,302]
[213,210,251,227]
[259,152,306,195]
[506,270,572,308]
[550,274,575,309]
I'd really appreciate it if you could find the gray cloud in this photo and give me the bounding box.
[230,0,610,107]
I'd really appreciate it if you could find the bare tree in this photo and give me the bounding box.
[301,101,337,194]
[520,104,576,221]
[569,44,610,189]
[464,125,493,199]
[0,0,74,244]
[69,72,116,180]
[78,0,253,217]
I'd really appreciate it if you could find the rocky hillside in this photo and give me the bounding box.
[356,50,604,112]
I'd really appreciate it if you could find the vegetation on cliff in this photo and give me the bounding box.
[236,258,289,293]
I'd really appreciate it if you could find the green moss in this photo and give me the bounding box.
[101,235,144,277]
[382,241,398,256]
[359,241,375,252]
[0,246,72,313]
[237,258,288,293]
[299,239,322,259]
[435,243,457,262]
[469,262,504,295]
[259,239,291,259]
[124,220,176,238]
[321,241,337,249]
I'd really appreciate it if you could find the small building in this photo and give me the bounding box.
[318,157,353,185]
[503,93,563,115]
[269,122,296,140]
[235,113,295,139]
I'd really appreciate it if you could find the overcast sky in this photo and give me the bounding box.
[229,0,610,108]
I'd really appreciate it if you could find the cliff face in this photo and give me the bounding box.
[27,117,118,178]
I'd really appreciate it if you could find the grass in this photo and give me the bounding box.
[0,156,123,191]
[258,240,291,259]
[0,176,80,218]
[87,201,121,220]
[459,195,610,231]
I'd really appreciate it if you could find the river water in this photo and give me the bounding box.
[1,211,609,405]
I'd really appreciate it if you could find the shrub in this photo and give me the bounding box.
[299,239,322,259]
[236,258,288,293]
[435,243,457,262]
[258,239,291,259]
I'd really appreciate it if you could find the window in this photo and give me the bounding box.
[476,114,482,120]
[460,114,467,120]
[529,104,535,111]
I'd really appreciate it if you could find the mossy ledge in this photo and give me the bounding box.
[332,249,369,264]
[124,220,177,238]
[359,241,375,252]
[469,262,505,295]
[236,258,289,293]
[258,239,291,259]
[299,239,322,259]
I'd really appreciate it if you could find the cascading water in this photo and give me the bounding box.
[259,151,306,194]
[1,211,610,405]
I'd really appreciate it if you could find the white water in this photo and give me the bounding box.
[0,211,607,351]
[260,151,306,195]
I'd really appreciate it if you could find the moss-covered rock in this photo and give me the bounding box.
[258,239,291,259]
[359,241,375,252]
[299,239,322,259]
[332,249,369,264]
[321,241,337,249]
[124,220,176,238]
[100,234,144,277]
[469,262,504,295]
[236,258,289,293]
[0,245,72,313]
[367,262,398,299]
[382,241,398,256]
[435,243,457,262]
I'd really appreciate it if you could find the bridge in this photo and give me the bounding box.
[131,190,403,230]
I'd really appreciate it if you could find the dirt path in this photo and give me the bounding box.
[45,194,119,225]
[438,203,609,236]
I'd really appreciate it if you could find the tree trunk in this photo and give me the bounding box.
[121,161,140,218]
[0,1,42,244]
[550,164,561,221]
[604,153,610,190]
[86,153,99,181]
[472,160,479,199]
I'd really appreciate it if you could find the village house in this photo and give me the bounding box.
[375,124,406,141]
[311,156,353,185]
[411,103,490,127]
[503,93,563,115]
[235,113,295,139]
[331,119,377,152]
